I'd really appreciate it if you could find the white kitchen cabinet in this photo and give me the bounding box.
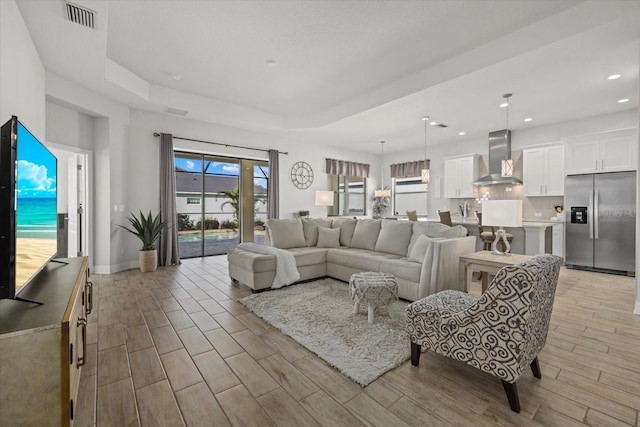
[444,155,479,198]
[523,144,565,196]
[552,223,564,258]
[565,129,637,175]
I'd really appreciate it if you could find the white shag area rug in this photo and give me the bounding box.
[240,278,410,386]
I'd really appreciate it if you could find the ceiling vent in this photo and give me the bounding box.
[65,2,96,29]
[164,107,189,117]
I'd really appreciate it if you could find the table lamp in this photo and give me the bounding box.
[315,191,334,207]
[482,200,522,255]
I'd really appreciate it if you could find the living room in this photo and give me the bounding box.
[1,1,640,426]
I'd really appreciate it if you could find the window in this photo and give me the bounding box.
[327,175,367,216]
[174,151,268,258]
[393,177,428,216]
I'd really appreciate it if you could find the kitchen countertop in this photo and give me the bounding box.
[407,217,564,227]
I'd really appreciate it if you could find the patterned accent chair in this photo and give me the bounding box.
[405,254,562,413]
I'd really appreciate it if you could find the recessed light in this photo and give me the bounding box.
[524,117,533,122]
[458,131,466,136]
[429,121,437,126]
[618,98,630,103]
[608,74,621,80]
[170,73,182,81]
[500,102,509,108]
[266,60,278,67]
[422,116,430,121]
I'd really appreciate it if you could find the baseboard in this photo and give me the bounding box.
[634,300,640,316]
[93,261,138,274]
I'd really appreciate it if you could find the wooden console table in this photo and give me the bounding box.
[459,251,532,292]
[0,257,91,426]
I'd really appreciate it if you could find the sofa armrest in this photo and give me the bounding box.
[417,236,476,299]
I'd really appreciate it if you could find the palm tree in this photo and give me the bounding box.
[220,186,240,219]
[220,186,267,220]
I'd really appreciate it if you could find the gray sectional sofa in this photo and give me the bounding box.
[227,218,476,301]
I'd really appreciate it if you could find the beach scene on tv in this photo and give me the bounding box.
[15,122,57,294]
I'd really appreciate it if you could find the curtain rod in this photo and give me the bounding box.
[153,132,288,155]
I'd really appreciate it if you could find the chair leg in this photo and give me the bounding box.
[501,380,521,413]
[530,356,542,379]
[410,342,421,366]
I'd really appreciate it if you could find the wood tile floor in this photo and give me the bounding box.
[76,256,640,426]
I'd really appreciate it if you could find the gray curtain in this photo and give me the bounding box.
[159,133,180,265]
[325,158,370,177]
[268,149,279,219]
[390,159,429,178]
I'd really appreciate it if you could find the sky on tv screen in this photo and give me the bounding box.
[16,122,57,238]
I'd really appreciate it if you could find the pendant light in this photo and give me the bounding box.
[421,116,430,184]
[374,141,391,198]
[501,93,514,177]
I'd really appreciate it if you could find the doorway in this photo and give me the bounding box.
[174,152,268,258]
[49,147,90,259]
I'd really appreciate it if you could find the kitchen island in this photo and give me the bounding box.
[435,217,558,256]
[397,216,561,256]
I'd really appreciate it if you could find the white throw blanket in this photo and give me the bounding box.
[236,243,300,288]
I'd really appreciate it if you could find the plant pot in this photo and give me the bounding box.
[139,249,158,272]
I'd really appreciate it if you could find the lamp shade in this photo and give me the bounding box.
[481,200,522,227]
[374,188,391,198]
[420,168,430,184]
[315,190,334,207]
[501,159,513,177]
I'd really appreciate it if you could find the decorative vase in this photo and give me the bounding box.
[139,249,158,272]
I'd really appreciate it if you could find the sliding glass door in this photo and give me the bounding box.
[175,152,268,258]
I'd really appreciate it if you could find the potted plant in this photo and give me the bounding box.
[119,210,167,272]
[371,191,390,219]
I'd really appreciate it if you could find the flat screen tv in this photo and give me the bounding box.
[0,116,58,302]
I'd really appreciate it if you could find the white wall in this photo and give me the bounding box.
[46,102,95,151]
[0,0,45,136]
[128,108,380,220]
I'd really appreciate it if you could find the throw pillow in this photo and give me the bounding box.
[375,220,413,256]
[266,219,306,249]
[408,235,444,262]
[331,218,357,246]
[302,218,332,246]
[349,219,382,250]
[316,227,341,248]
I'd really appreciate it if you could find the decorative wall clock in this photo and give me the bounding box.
[290,161,314,189]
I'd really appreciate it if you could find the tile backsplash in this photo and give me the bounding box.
[448,184,563,220]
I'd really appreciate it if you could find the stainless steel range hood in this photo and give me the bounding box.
[473,129,522,186]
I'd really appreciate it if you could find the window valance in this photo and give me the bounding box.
[325,158,370,178]
[390,159,429,178]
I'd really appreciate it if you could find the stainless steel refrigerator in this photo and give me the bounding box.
[565,171,635,276]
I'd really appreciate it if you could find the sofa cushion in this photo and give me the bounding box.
[349,219,382,251]
[331,218,357,246]
[326,248,386,271]
[375,220,413,256]
[287,247,328,266]
[317,227,341,248]
[377,258,422,283]
[301,218,332,246]
[408,234,444,262]
[227,248,276,273]
[266,219,306,249]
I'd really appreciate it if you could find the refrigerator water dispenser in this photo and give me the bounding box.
[570,206,588,224]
